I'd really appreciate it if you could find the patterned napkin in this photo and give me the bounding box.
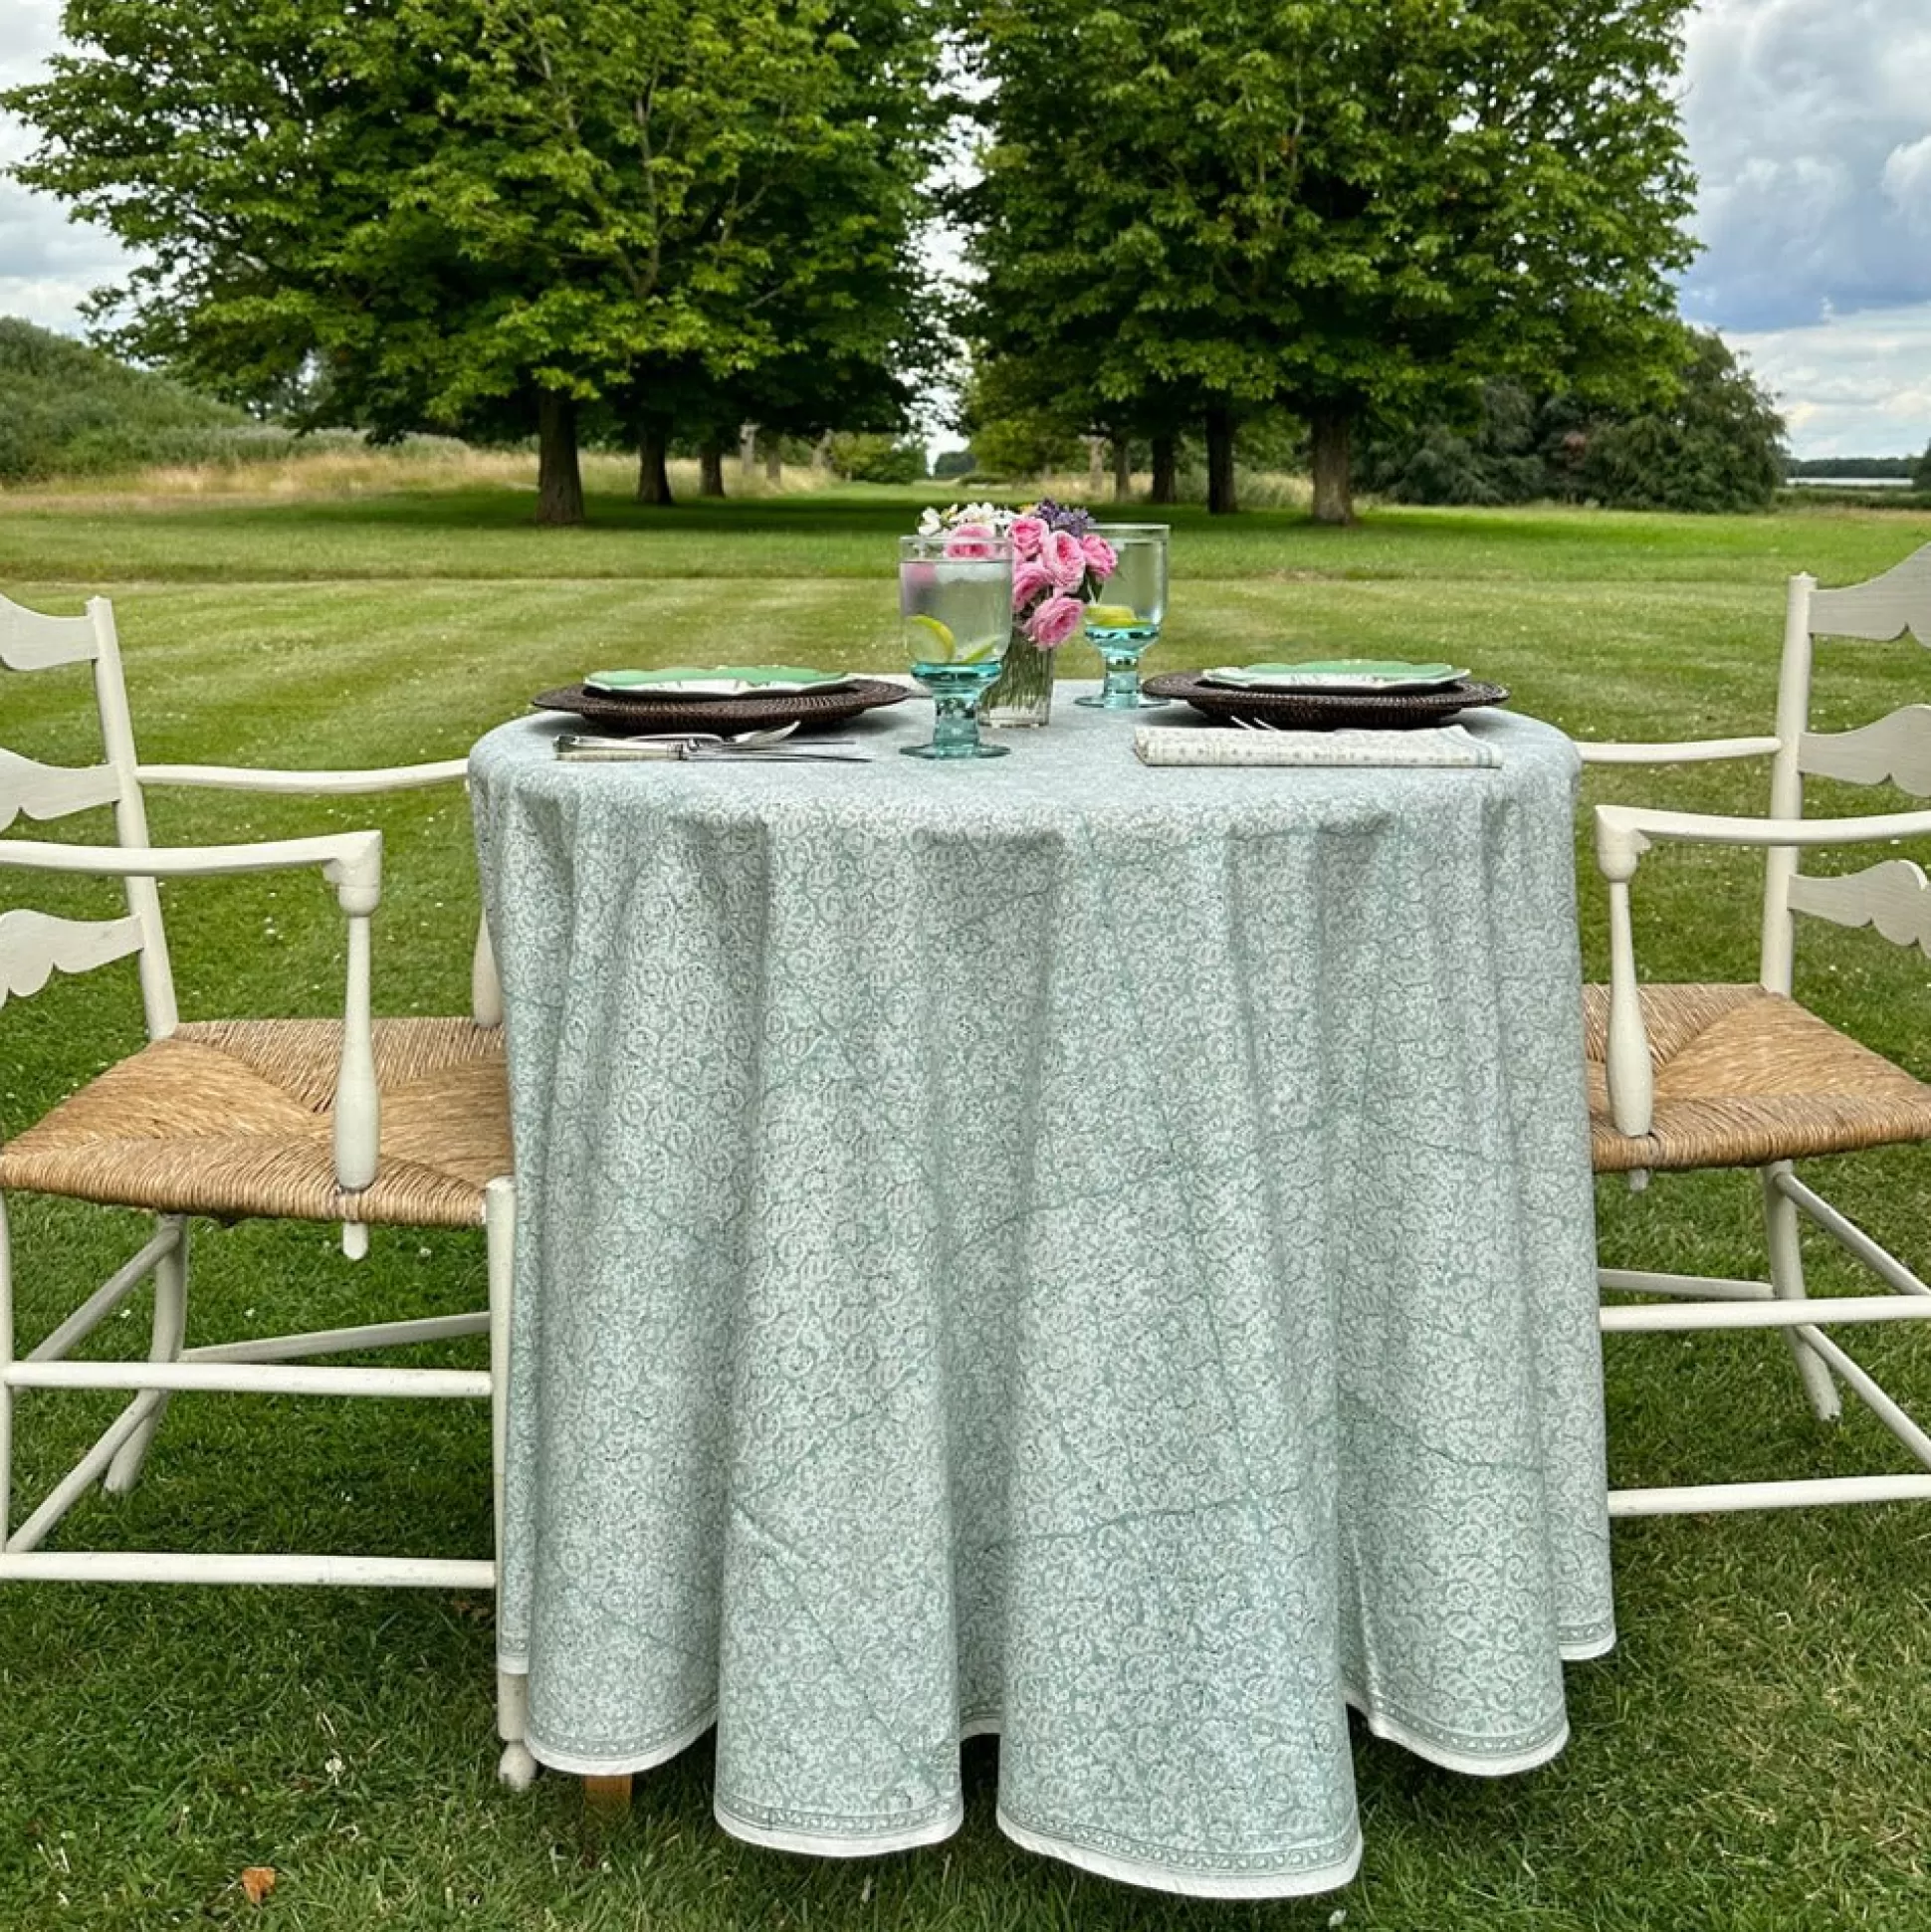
[1133,724,1501,768]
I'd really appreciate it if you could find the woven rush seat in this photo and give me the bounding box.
[1583,982,1931,1175]
[0,1016,509,1228]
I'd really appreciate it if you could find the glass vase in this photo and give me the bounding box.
[984,624,1056,728]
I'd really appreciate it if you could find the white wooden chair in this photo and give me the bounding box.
[1580,542,1931,1516]
[0,589,535,1787]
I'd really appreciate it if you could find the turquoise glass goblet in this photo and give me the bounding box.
[1075,523,1172,710]
[899,533,1014,759]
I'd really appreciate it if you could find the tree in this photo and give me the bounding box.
[1577,328,1786,513]
[963,0,1697,520]
[5,0,942,525]
[1914,442,1931,494]
[1357,329,1786,513]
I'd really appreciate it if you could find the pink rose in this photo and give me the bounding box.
[1026,593,1086,649]
[1079,534,1117,579]
[1011,558,1055,609]
[943,522,998,559]
[1007,515,1047,561]
[1044,529,1086,591]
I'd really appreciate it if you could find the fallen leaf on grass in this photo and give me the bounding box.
[239,1866,278,1905]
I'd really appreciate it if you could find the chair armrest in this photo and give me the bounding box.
[0,832,382,1210]
[1575,736,1781,766]
[0,830,381,893]
[134,759,469,795]
[1596,802,1931,871]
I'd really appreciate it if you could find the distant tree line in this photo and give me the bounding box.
[1786,457,1917,480]
[8,0,1730,523]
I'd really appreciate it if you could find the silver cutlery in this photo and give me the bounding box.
[557,726,871,764]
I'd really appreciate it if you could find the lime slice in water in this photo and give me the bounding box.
[908,613,957,659]
[1085,603,1139,628]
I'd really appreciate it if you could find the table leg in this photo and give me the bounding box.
[584,1775,633,1814]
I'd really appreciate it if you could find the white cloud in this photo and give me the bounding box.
[1726,305,1931,457]
[1880,133,1931,231]
[1681,0,1931,327]
[0,0,134,333]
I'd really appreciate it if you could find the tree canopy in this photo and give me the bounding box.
[962,0,1699,518]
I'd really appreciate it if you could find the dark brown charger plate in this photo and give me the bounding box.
[1141,671,1510,731]
[532,678,911,737]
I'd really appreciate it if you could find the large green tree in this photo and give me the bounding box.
[5,0,941,524]
[964,0,1698,520]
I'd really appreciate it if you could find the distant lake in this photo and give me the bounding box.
[1788,476,1914,488]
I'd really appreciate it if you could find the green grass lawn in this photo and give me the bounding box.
[4,482,1931,1930]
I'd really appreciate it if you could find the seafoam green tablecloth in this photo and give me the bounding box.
[469,688,1612,1898]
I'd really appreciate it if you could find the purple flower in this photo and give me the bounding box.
[1032,498,1097,537]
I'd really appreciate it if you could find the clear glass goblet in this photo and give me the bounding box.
[899,533,1014,759]
[1075,523,1172,710]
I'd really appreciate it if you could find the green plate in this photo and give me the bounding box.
[584,666,855,697]
[1202,660,1469,693]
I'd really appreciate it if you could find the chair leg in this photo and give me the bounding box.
[104,1215,189,1496]
[497,1668,537,1790]
[484,1176,537,1791]
[1,1191,15,1549]
[1765,1164,1840,1422]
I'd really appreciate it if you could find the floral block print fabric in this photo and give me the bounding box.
[468,689,1613,1899]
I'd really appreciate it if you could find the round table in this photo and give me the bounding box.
[469,686,1612,1898]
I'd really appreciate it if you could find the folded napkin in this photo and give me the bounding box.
[1133,724,1501,768]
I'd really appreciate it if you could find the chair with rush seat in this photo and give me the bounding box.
[0,588,535,1787]
[1580,541,1931,1516]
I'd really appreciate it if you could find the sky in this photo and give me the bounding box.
[3,0,1929,460]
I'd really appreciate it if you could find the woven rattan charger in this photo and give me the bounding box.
[533,679,911,737]
[1142,671,1510,731]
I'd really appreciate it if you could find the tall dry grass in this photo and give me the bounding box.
[1,436,851,508]
[966,467,1316,512]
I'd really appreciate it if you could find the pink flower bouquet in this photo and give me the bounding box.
[917,499,1118,648]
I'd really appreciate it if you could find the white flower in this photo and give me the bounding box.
[917,507,943,535]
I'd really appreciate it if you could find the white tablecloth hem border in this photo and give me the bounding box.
[996,1808,1366,1899]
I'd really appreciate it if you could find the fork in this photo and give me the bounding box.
[557,723,801,761]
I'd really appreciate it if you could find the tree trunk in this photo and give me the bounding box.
[635,419,673,505]
[1085,435,1106,497]
[1112,436,1132,502]
[700,438,726,497]
[812,429,834,472]
[764,435,782,485]
[739,420,758,483]
[1309,405,1356,526]
[1150,434,1178,505]
[536,390,585,527]
[1204,405,1237,516]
